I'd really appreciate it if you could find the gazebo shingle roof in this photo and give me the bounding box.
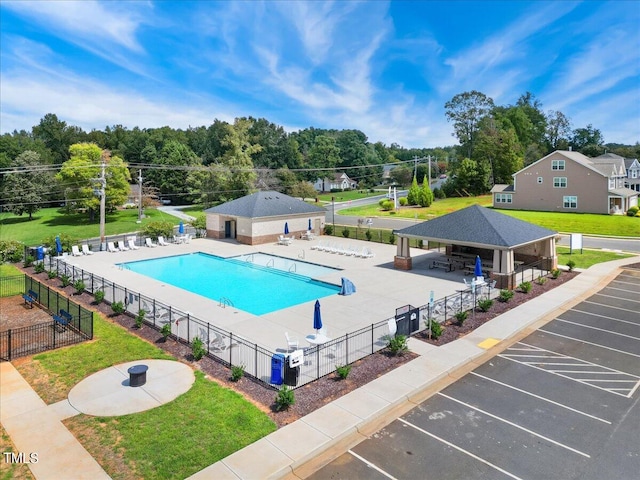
[394,205,557,248]
[205,191,326,218]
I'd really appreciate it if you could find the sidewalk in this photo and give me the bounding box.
[188,256,638,479]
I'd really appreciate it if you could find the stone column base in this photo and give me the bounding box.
[394,256,413,270]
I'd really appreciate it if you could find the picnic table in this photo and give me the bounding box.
[430,260,454,272]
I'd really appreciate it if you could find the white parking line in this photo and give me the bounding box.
[398,418,524,480]
[583,300,640,317]
[537,329,640,358]
[572,308,640,327]
[437,393,591,458]
[605,285,639,294]
[348,450,398,480]
[555,318,640,341]
[593,293,640,305]
[469,372,611,424]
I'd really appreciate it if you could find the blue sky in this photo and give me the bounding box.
[1,0,638,148]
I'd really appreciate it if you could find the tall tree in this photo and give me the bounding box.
[571,124,604,155]
[32,113,83,164]
[419,175,434,207]
[545,110,572,152]
[307,135,341,181]
[444,91,495,159]
[145,140,200,204]
[56,143,131,220]
[1,150,54,219]
[475,116,523,184]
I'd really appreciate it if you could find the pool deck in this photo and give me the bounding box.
[60,237,469,353]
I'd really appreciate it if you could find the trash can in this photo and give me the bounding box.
[270,353,285,385]
[284,362,299,387]
[128,364,148,387]
[36,246,45,261]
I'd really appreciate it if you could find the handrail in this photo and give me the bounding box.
[288,263,297,273]
[219,297,234,308]
[266,258,274,268]
[244,253,254,263]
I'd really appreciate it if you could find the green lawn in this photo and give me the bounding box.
[0,207,181,246]
[337,196,640,237]
[0,263,22,277]
[18,314,276,479]
[316,190,388,202]
[557,246,634,269]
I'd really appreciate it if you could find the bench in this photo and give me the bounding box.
[53,310,73,331]
[22,290,38,308]
[430,260,454,272]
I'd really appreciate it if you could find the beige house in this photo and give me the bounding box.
[313,172,358,192]
[204,191,326,245]
[492,150,639,214]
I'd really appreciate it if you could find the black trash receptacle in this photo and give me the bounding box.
[128,364,148,387]
[270,353,285,385]
[284,363,299,386]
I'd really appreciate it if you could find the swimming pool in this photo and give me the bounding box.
[120,252,341,315]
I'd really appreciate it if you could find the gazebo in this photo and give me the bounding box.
[393,205,558,288]
[204,191,326,245]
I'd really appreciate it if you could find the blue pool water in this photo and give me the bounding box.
[120,252,340,315]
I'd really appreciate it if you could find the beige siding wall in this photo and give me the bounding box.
[502,152,609,214]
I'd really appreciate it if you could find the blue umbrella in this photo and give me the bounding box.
[179,222,185,234]
[284,222,289,235]
[55,235,62,256]
[308,218,312,231]
[313,300,323,333]
[474,255,483,278]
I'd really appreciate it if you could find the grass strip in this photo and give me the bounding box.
[556,246,634,269]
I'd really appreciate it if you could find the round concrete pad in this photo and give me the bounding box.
[68,360,195,416]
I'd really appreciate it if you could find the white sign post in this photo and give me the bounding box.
[570,233,583,254]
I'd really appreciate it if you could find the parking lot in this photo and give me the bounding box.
[309,269,640,480]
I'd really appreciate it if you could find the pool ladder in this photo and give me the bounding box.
[288,263,297,273]
[219,297,234,308]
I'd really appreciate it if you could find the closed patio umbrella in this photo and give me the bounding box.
[308,218,312,231]
[313,300,323,334]
[284,222,289,235]
[55,235,62,256]
[474,255,483,279]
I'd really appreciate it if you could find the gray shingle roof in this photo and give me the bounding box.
[205,191,326,218]
[394,205,557,248]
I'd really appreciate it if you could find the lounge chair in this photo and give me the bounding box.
[158,236,169,246]
[107,242,118,253]
[183,234,192,244]
[285,332,298,351]
[117,240,129,251]
[71,245,82,256]
[278,235,292,246]
[145,237,157,248]
[127,239,139,250]
[81,244,94,255]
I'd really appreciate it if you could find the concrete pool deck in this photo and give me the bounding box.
[60,236,471,353]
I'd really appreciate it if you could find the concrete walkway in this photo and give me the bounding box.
[0,360,194,479]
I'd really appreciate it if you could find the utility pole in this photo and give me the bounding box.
[99,158,107,251]
[137,169,143,223]
[413,155,418,178]
[428,155,431,186]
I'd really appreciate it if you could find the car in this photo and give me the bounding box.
[161,198,171,205]
[439,174,447,179]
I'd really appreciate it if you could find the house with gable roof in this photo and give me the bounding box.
[313,172,358,192]
[491,150,638,214]
[204,191,326,245]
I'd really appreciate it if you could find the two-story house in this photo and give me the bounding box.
[623,156,640,192]
[313,172,358,192]
[491,150,638,214]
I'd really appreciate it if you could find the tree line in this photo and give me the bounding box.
[1,96,637,220]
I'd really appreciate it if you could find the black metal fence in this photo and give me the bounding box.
[0,275,94,362]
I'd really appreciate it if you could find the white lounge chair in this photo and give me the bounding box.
[81,244,94,255]
[285,332,298,351]
[71,245,82,257]
[116,240,129,251]
[145,237,157,248]
[183,234,192,244]
[158,236,169,246]
[127,239,139,250]
[278,235,292,246]
[107,242,118,253]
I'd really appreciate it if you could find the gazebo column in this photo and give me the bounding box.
[541,238,558,270]
[394,236,412,270]
[492,249,516,289]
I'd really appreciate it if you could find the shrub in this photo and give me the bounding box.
[335,364,352,379]
[477,299,493,312]
[551,268,562,279]
[454,310,468,325]
[566,260,576,272]
[0,240,24,263]
[387,334,409,356]
[498,289,514,302]
[380,200,394,211]
[192,337,206,360]
[231,364,245,382]
[417,239,424,249]
[519,281,532,293]
[627,205,639,216]
[73,280,85,294]
[378,199,387,207]
[60,274,71,287]
[24,255,34,268]
[275,385,295,411]
[142,220,173,241]
[389,232,396,245]
[47,270,57,279]
[135,309,146,329]
[94,289,105,304]
[425,319,444,339]
[111,301,125,316]
[399,197,408,206]
[536,275,547,285]
[365,230,372,241]
[160,323,171,340]
[342,227,350,238]
[324,225,333,235]
[34,262,45,274]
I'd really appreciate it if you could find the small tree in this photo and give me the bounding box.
[94,290,105,304]
[73,280,85,295]
[566,260,576,272]
[275,385,295,411]
[387,334,409,356]
[111,301,125,316]
[135,309,146,329]
[342,227,350,238]
[192,337,206,360]
[160,323,171,341]
[418,175,434,207]
[407,176,420,205]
